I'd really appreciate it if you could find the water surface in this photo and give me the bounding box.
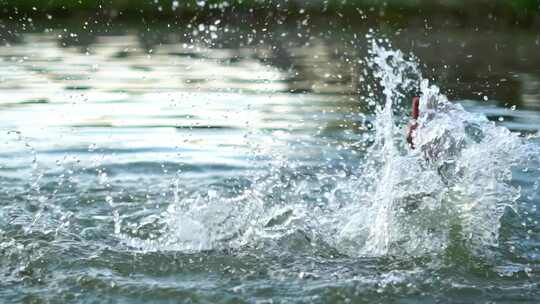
[1,22,539,303]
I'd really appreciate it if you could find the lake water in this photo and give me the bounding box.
[1,21,539,303]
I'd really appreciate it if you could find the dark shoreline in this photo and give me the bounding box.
[2,0,540,29]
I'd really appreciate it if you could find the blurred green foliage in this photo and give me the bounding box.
[1,0,539,18]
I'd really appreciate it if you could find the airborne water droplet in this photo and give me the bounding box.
[172,0,179,11]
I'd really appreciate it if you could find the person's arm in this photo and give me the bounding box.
[406,96,420,149]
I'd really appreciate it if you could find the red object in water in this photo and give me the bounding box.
[407,96,420,148]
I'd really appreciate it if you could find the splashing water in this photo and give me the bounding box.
[339,37,535,257]
[340,38,425,256]
[117,37,537,259]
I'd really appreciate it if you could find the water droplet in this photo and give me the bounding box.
[172,0,179,11]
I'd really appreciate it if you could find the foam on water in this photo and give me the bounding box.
[117,37,538,258]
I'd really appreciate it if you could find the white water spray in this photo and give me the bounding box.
[117,37,536,259]
[338,37,532,257]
